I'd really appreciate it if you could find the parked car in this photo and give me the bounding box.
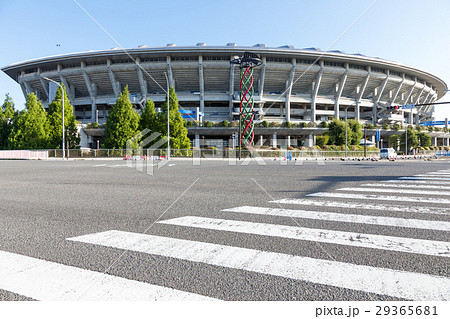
[380,148,397,159]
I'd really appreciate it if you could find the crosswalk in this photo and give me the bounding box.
[1,168,449,300]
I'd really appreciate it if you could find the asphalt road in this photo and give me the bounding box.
[0,158,449,301]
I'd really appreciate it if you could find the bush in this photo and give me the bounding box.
[286,146,294,150]
[230,121,238,127]
[365,123,374,129]
[299,122,307,128]
[186,121,193,127]
[308,122,317,127]
[221,120,229,127]
[284,121,292,128]
[86,122,100,129]
[261,120,269,127]
[270,121,280,127]
[319,121,328,128]
[315,135,329,148]
[205,121,213,128]
[382,123,389,130]
[392,123,401,131]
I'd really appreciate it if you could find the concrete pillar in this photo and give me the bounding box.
[286,136,291,147]
[308,134,313,147]
[91,101,97,123]
[272,133,277,148]
[434,137,438,146]
[260,135,263,147]
[195,133,200,148]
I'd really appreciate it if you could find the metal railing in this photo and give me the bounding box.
[2,148,444,160]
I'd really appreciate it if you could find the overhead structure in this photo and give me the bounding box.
[2,44,447,127]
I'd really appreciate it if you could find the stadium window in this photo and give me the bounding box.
[203,56,230,61]
[140,57,166,62]
[85,61,107,66]
[41,66,57,72]
[349,64,366,70]
[324,61,344,67]
[111,59,134,64]
[372,67,385,73]
[296,58,315,65]
[171,56,198,61]
[390,71,401,77]
[267,57,291,63]
[63,63,79,69]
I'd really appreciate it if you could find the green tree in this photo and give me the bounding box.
[348,119,363,145]
[400,126,419,152]
[0,94,16,149]
[160,87,190,150]
[48,85,80,149]
[327,118,351,146]
[389,134,399,149]
[103,86,140,149]
[139,99,158,131]
[8,93,51,149]
[418,132,432,147]
[139,99,164,147]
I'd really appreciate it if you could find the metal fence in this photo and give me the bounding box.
[2,148,444,160]
[43,148,382,159]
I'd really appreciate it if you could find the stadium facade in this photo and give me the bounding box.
[2,44,448,148]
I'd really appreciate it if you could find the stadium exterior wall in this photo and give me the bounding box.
[2,44,447,148]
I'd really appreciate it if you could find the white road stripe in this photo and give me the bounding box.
[400,177,450,181]
[382,179,450,185]
[271,198,450,215]
[415,174,450,178]
[306,192,450,204]
[222,206,450,231]
[361,183,450,190]
[93,164,107,167]
[338,187,450,196]
[426,172,450,175]
[0,250,215,301]
[158,216,449,257]
[68,230,450,300]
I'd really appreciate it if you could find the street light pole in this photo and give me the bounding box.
[345,105,351,159]
[164,72,170,161]
[43,77,65,160]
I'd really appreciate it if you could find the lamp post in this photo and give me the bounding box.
[164,72,170,161]
[43,77,65,160]
[345,105,351,159]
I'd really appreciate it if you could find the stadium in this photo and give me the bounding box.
[2,43,448,149]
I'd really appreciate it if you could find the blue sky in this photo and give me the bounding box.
[1,0,449,120]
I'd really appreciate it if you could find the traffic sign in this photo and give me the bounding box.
[376,129,380,142]
[402,104,415,109]
[420,120,449,126]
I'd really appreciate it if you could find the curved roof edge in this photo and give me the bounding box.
[2,44,447,98]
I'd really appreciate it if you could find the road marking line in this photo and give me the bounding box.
[222,206,450,231]
[401,177,450,181]
[415,174,450,178]
[271,198,450,215]
[306,192,450,204]
[0,250,215,301]
[381,179,450,185]
[68,230,450,300]
[426,172,450,175]
[361,183,450,190]
[158,216,449,257]
[93,164,107,167]
[337,187,450,196]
